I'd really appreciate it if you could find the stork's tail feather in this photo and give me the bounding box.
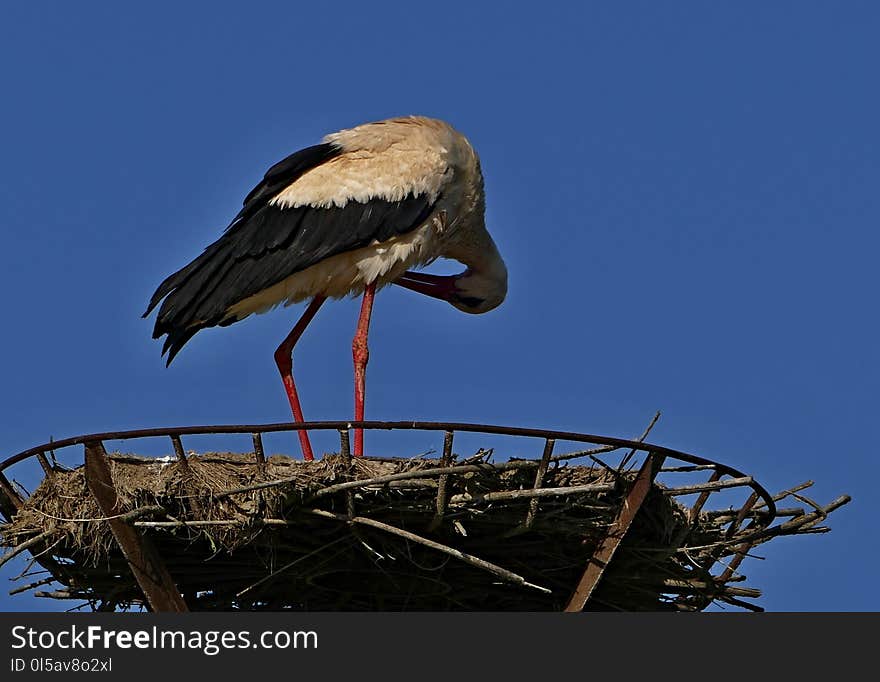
[144,236,240,364]
[160,326,202,366]
[143,259,202,318]
[146,264,225,364]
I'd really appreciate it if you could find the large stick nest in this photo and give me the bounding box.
[1,448,848,611]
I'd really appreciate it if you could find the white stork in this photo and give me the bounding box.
[144,116,507,459]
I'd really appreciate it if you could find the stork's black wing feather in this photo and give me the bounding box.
[237,143,341,221]
[145,143,341,315]
[145,143,440,364]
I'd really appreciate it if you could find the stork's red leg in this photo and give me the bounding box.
[274,296,325,461]
[352,282,377,457]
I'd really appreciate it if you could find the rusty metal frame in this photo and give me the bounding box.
[523,438,555,530]
[2,420,780,611]
[84,441,188,612]
[428,430,455,531]
[1,420,777,528]
[0,421,777,509]
[0,471,21,522]
[564,451,666,611]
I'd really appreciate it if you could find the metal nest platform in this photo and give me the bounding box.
[0,420,850,612]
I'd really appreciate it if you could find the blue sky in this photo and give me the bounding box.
[0,2,876,611]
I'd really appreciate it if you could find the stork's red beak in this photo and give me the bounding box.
[393,271,459,302]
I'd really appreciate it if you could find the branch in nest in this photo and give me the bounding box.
[449,482,615,506]
[303,508,552,595]
[306,459,542,501]
[0,530,55,569]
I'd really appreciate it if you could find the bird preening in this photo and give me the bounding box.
[144,116,507,460]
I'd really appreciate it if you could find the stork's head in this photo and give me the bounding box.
[448,267,507,314]
[442,226,509,314]
[394,263,507,315]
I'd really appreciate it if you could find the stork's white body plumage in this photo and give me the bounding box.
[227,224,436,317]
[145,115,506,458]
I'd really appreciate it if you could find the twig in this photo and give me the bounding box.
[789,491,827,527]
[554,411,661,464]
[682,495,851,553]
[656,579,761,599]
[718,594,764,612]
[34,590,85,600]
[9,576,60,596]
[524,439,555,529]
[659,464,716,473]
[11,479,30,499]
[449,482,615,505]
[25,537,64,562]
[428,431,455,532]
[303,508,552,594]
[552,444,619,462]
[619,411,661,470]
[751,481,814,511]
[704,507,803,520]
[307,459,542,501]
[588,454,620,477]
[236,535,352,598]
[11,558,49,582]
[0,530,55,569]
[460,448,493,465]
[793,526,831,534]
[662,476,753,496]
[134,518,293,528]
[28,505,165,524]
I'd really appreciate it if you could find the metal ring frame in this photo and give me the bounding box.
[1,419,777,523]
[1,420,786,612]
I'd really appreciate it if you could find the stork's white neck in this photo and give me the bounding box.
[449,231,508,314]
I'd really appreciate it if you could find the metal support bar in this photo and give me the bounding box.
[252,433,265,464]
[688,470,722,524]
[524,438,555,529]
[170,435,188,463]
[428,431,455,532]
[83,440,188,612]
[0,471,22,522]
[36,452,54,479]
[169,435,196,484]
[564,451,666,612]
[338,430,355,518]
[0,420,779,524]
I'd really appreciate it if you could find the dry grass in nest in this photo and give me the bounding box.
[0,447,849,612]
